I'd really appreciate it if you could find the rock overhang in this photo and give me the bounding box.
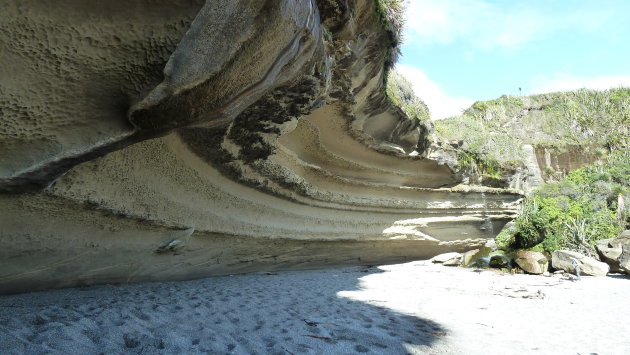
[0,0,522,293]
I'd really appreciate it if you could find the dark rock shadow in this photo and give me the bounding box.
[0,265,447,354]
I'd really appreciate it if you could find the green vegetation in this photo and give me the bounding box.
[321,26,333,40]
[438,116,525,176]
[374,0,405,70]
[375,1,429,127]
[436,88,630,256]
[435,87,630,173]
[456,150,506,180]
[386,71,430,122]
[497,151,630,256]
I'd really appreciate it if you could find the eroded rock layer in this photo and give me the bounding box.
[0,0,521,293]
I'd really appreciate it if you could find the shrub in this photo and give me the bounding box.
[495,228,515,250]
[503,151,629,254]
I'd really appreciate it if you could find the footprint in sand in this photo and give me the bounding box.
[354,344,369,353]
[32,315,47,326]
[123,333,141,349]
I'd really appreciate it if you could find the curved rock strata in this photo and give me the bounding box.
[0,0,521,293]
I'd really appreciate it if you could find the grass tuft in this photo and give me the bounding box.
[374,0,406,70]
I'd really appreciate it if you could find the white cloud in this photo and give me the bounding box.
[403,0,613,49]
[396,64,474,120]
[529,74,630,94]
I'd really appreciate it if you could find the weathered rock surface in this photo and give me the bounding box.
[535,145,602,182]
[618,230,630,272]
[0,0,521,293]
[551,250,609,277]
[0,0,205,190]
[621,245,630,273]
[514,250,548,275]
[597,239,624,273]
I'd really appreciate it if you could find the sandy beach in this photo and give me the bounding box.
[1,261,629,354]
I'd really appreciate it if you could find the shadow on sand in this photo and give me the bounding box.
[0,265,446,354]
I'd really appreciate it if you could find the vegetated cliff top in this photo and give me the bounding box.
[386,70,430,123]
[436,87,630,256]
[434,87,630,167]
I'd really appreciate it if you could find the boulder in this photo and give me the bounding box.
[462,247,494,267]
[461,249,480,267]
[431,252,462,266]
[596,230,630,273]
[443,258,462,267]
[551,250,609,277]
[620,244,630,273]
[489,254,510,268]
[596,238,624,273]
[514,250,548,274]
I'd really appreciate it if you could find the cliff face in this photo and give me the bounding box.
[0,0,521,293]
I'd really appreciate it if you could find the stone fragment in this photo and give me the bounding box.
[551,250,609,277]
[514,250,548,274]
[431,252,462,266]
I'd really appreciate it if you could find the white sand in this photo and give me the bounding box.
[1,261,629,354]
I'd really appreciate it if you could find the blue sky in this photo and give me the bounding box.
[396,0,630,119]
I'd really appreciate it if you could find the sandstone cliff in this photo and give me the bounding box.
[0,0,520,293]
